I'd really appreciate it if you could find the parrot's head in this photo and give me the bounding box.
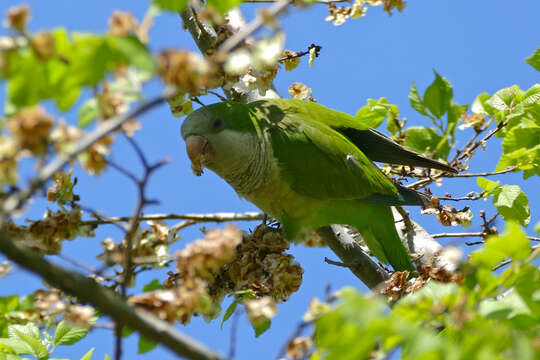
[181,102,258,178]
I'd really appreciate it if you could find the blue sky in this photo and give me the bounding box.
[0,1,539,359]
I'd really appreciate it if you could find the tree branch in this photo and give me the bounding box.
[0,231,224,360]
[82,211,265,226]
[0,89,176,221]
[316,225,388,289]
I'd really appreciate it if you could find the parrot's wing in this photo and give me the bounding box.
[252,99,456,173]
[268,115,398,200]
[337,128,458,173]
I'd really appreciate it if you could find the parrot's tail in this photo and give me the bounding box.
[358,205,415,271]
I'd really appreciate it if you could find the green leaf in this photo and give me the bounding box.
[152,0,188,12]
[138,336,158,354]
[471,222,530,268]
[142,279,165,292]
[493,185,530,226]
[121,328,134,338]
[253,319,271,338]
[207,0,243,13]
[535,221,540,234]
[7,324,40,341]
[522,84,540,105]
[221,301,238,328]
[78,98,99,128]
[0,297,18,315]
[53,320,89,345]
[423,71,453,119]
[80,348,94,360]
[446,102,467,141]
[402,126,450,159]
[0,338,33,356]
[5,30,155,114]
[471,92,495,116]
[108,36,157,77]
[477,177,500,194]
[0,352,24,360]
[17,296,34,311]
[486,85,520,111]
[496,119,540,178]
[479,291,533,323]
[408,81,428,116]
[354,97,398,129]
[13,331,48,360]
[525,47,540,72]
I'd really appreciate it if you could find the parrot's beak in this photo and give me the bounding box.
[185,135,214,176]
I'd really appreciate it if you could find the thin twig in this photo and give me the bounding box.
[82,211,265,226]
[407,119,510,190]
[438,194,483,201]
[492,244,539,271]
[324,257,348,268]
[105,158,140,184]
[431,232,540,243]
[445,167,517,178]
[431,232,485,239]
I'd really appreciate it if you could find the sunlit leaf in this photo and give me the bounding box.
[53,320,89,345]
[525,47,540,72]
[423,71,453,119]
[354,97,398,129]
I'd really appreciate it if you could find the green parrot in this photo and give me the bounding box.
[181,99,456,271]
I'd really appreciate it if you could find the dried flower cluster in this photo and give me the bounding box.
[158,50,218,96]
[0,260,12,278]
[4,5,30,32]
[380,266,463,302]
[459,112,485,131]
[220,224,303,302]
[130,226,242,324]
[5,208,95,255]
[7,107,53,155]
[286,336,314,360]
[422,201,474,228]
[98,220,170,266]
[302,297,331,322]
[34,289,94,328]
[47,169,77,205]
[325,1,406,26]
[108,11,138,37]
[130,225,303,326]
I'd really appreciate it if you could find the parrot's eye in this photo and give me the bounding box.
[212,118,224,130]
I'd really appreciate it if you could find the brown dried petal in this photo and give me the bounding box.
[5,5,30,32]
[108,11,138,36]
[286,336,313,360]
[31,32,55,61]
[7,107,54,155]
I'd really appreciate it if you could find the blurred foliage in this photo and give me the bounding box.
[313,223,540,360]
